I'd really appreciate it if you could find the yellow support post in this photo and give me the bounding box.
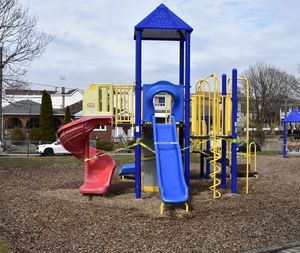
[115,87,119,126]
[160,202,164,216]
[185,202,189,212]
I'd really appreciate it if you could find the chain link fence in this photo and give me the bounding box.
[1,139,50,154]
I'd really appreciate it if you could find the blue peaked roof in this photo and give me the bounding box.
[135,4,193,41]
[283,108,300,123]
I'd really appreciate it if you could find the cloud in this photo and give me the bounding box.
[19,0,300,91]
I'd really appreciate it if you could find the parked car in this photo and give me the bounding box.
[0,140,6,151]
[37,141,70,156]
[237,142,261,153]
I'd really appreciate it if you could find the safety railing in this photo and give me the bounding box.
[83,83,135,126]
[113,83,135,126]
[191,73,233,138]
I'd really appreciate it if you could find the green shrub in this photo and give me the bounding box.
[127,139,136,149]
[114,143,125,150]
[29,128,41,142]
[96,139,113,151]
[10,128,25,144]
[63,106,72,125]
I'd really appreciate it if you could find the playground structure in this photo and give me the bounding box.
[57,4,257,213]
[190,73,257,197]
[283,108,300,157]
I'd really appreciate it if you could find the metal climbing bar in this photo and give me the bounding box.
[210,140,222,198]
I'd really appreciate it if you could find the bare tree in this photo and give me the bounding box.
[0,0,53,89]
[241,62,299,132]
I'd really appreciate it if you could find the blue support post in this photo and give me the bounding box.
[231,69,238,193]
[179,40,184,85]
[179,40,185,148]
[205,140,211,179]
[205,116,210,179]
[200,141,204,178]
[184,32,191,188]
[283,122,287,158]
[221,74,227,189]
[135,30,142,198]
[200,153,204,178]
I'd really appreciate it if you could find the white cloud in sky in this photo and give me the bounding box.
[19,0,300,91]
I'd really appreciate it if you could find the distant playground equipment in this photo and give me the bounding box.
[57,4,257,214]
[283,108,300,157]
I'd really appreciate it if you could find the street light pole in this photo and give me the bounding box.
[27,100,32,157]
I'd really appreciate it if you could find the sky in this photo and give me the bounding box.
[19,0,300,92]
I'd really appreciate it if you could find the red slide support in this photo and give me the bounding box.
[57,116,116,195]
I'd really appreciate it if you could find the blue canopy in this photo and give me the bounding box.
[283,108,300,123]
[283,108,300,158]
[135,3,193,41]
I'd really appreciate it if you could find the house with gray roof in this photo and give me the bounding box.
[3,100,65,138]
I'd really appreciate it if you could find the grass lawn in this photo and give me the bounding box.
[0,236,11,253]
[0,151,278,170]
[0,154,137,169]
[0,156,81,169]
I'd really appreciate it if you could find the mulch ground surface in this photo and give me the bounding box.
[0,155,299,252]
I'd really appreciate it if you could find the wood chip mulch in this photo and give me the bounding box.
[0,155,299,252]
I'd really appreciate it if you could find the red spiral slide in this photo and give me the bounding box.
[57,116,116,195]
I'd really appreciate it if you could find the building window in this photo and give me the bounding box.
[94,126,107,131]
[26,117,40,129]
[5,117,23,129]
[154,96,165,106]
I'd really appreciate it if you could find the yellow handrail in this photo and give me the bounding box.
[249,141,257,176]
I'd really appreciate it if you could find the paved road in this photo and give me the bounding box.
[275,245,300,253]
[246,244,300,253]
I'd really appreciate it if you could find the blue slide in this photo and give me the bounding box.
[152,116,188,204]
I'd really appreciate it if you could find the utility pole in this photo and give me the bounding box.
[59,75,66,109]
[0,44,3,141]
[27,100,32,157]
[61,86,65,109]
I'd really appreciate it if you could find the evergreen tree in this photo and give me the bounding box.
[40,90,56,142]
[63,106,72,124]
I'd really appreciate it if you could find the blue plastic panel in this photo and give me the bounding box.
[143,81,184,122]
[135,4,193,41]
[119,163,135,176]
